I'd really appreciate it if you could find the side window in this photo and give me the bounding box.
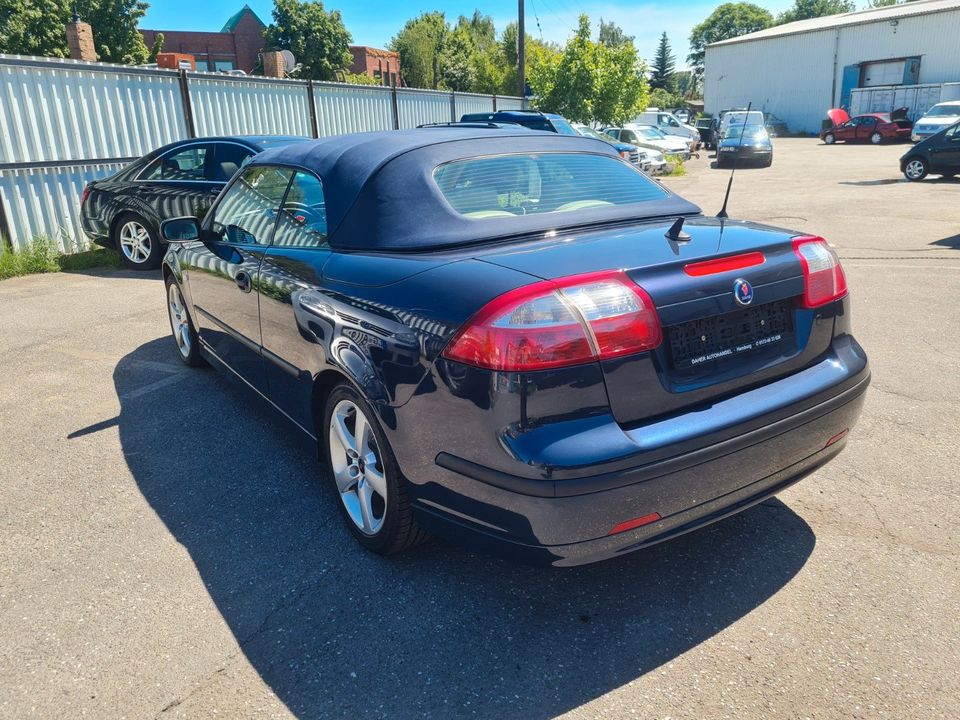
[211,143,256,183]
[624,130,640,144]
[946,125,960,140]
[141,145,211,181]
[861,117,877,127]
[210,166,293,245]
[272,171,328,248]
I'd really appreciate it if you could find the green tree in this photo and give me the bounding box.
[598,18,632,47]
[673,69,699,99]
[777,0,855,24]
[79,0,149,63]
[147,31,163,63]
[0,0,71,57]
[649,32,675,92]
[0,0,149,63]
[390,11,447,89]
[867,0,919,6]
[688,3,773,81]
[264,0,352,81]
[439,23,474,91]
[530,15,646,127]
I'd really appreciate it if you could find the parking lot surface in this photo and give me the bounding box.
[1,138,958,719]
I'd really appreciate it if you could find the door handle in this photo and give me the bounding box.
[235,270,252,293]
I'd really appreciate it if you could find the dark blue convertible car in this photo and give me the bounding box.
[160,127,869,566]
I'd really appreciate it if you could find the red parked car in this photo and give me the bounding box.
[821,108,912,145]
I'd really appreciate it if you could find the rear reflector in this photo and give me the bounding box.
[607,512,662,536]
[684,251,765,277]
[442,270,662,371]
[825,428,849,447]
[792,236,847,308]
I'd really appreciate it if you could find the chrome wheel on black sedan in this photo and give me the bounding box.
[164,276,202,366]
[114,213,162,270]
[329,399,388,535]
[322,385,428,554]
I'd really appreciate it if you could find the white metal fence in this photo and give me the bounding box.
[0,54,525,253]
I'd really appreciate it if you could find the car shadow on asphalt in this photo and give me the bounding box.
[109,338,816,720]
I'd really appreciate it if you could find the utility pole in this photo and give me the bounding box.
[517,0,525,98]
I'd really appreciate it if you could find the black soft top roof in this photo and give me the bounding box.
[252,128,699,251]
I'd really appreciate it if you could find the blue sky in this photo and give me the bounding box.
[141,1,796,66]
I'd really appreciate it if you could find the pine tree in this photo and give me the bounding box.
[649,32,676,92]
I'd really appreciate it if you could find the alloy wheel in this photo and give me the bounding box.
[870,132,882,144]
[328,400,387,536]
[167,283,192,359]
[824,133,835,145]
[905,159,926,180]
[119,220,152,264]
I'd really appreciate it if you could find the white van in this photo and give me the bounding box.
[632,109,699,144]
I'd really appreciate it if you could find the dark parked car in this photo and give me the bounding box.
[459,109,581,136]
[716,125,773,167]
[695,117,713,148]
[900,120,960,181]
[821,108,912,145]
[160,127,869,566]
[81,135,306,269]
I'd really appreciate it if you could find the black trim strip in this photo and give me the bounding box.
[195,306,260,353]
[436,372,870,498]
[262,346,301,378]
[0,157,137,171]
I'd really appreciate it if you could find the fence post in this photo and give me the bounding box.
[450,92,457,122]
[307,80,319,138]
[391,86,400,129]
[492,94,497,112]
[178,70,196,138]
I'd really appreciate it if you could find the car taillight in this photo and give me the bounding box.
[80,186,90,207]
[442,270,662,371]
[791,236,848,308]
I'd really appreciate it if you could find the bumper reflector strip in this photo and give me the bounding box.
[825,428,849,448]
[607,512,662,536]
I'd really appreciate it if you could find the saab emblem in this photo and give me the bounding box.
[733,278,754,306]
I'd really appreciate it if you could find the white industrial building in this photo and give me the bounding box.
[704,0,960,134]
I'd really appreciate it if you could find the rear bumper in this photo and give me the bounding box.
[409,350,869,566]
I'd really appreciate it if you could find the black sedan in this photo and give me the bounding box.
[900,120,960,181]
[716,125,773,167]
[80,135,305,269]
[160,127,869,566]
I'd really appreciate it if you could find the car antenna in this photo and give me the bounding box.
[664,216,691,243]
[717,101,752,219]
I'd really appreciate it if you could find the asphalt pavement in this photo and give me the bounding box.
[0,138,957,719]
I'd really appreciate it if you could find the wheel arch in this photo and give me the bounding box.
[310,368,397,456]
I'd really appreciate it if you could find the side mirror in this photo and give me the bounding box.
[161,216,200,243]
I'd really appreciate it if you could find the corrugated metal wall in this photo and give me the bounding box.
[396,88,454,128]
[0,162,129,251]
[314,83,394,136]
[454,93,495,118]
[704,3,960,133]
[0,55,524,253]
[190,74,313,137]
[0,56,186,163]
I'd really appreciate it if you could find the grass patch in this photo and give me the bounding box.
[662,155,687,177]
[0,236,121,281]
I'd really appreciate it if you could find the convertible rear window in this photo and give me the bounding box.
[433,152,668,220]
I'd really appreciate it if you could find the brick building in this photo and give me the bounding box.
[139,5,402,82]
[140,5,266,73]
[349,46,401,87]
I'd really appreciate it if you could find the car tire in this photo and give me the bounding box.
[763,156,773,168]
[823,132,836,145]
[323,383,429,555]
[870,131,883,145]
[164,275,204,367]
[114,212,163,270]
[903,157,928,182]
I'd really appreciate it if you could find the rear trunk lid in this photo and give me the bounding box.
[472,217,833,426]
